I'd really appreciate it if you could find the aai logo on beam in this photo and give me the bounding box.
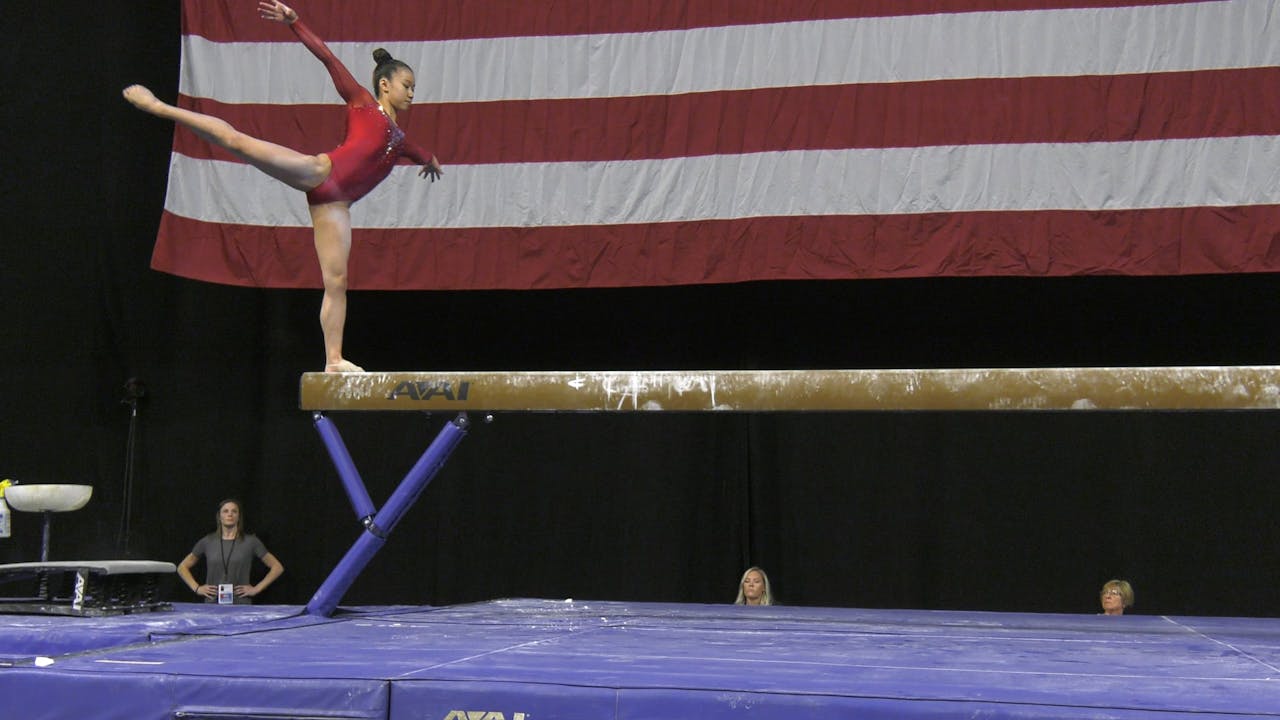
[442,712,527,720]
[386,381,472,402]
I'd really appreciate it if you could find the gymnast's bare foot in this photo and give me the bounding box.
[325,359,365,373]
[122,85,166,114]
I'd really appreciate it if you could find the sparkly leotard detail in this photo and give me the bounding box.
[288,20,431,206]
[306,104,409,205]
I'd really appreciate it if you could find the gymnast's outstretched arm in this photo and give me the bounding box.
[258,1,373,106]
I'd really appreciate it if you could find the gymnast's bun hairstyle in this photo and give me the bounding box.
[371,48,413,97]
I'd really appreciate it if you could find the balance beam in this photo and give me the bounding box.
[300,364,1280,616]
[300,366,1280,412]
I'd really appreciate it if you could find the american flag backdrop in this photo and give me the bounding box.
[154,0,1280,290]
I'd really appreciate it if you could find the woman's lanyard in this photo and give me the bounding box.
[219,536,238,580]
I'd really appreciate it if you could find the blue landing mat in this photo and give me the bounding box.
[0,604,308,662]
[2,599,1279,719]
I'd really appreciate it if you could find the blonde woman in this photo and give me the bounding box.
[735,566,774,606]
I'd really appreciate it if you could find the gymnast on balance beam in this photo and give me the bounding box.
[125,1,443,373]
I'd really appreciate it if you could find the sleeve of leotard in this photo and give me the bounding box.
[289,19,374,107]
[400,137,434,166]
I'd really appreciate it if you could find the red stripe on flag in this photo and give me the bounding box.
[172,67,1280,166]
[155,205,1280,291]
[185,0,1209,42]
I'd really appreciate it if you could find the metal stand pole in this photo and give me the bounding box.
[40,511,52,563]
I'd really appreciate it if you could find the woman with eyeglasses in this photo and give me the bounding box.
[1099,579,1133,615]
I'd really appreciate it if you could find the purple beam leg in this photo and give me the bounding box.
[363,413,471,537]
[304,531,386,617]
[313,412,376,521]
[306,413,470,617]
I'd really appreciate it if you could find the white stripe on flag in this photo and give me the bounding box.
[163,134,1280,230]
[180,1,1279,105]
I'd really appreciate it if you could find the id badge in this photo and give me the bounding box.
[217,583,234,605]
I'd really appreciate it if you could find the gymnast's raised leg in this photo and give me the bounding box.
[122,85,330,192]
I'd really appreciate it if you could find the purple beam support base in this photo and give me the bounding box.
[306,413,470,617]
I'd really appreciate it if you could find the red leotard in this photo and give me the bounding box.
[289,20,432,206]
